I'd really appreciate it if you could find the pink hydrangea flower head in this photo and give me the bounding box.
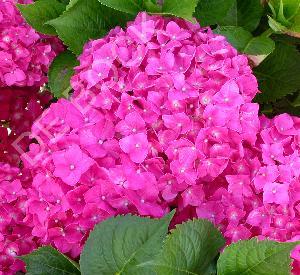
[21,10,260,256]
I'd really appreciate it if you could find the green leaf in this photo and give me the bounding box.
[48,50,79,98]
[98,0,144,15]
[66,0,80,10]
[268,0,300,37]
[268,16,289,33]
[21,246,80,275]
[58,0,70,4]
[219,0,263,32]
[17,0,66,35]
[47,0,133,55]
[289,11,300,37]
[153,219,225,275]
[282,0,300,20]
[244,36,275,55]
[144,0,162,13]
[270,97,300,116]
[217,238,299,275]
[272,33,300,44]
[194,0,235,26]
[215,26,275,55]
[269,0,300,21]
[254,42,300,102]
[80,211,175,275]
[162,0,198,22]
[277,0,291,26]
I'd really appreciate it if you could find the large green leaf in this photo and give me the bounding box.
[21,246,80,275]
[152,219,225,275]
[215,26,275,55]
[47,0,133,55]
[219,0,263,31]
[255,42,300,102]
[98,0,144,15]
[48,50,79,98]
[217,238,299,275]
[80,211,175,275]
[17,0,66,35]
[194,0,235,26]
[162,0,198,22]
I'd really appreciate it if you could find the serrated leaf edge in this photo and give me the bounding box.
[20,245,80,274]
[218,238,300,275]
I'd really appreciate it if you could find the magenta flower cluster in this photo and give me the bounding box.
[0,86,52,274]
[0,0,62,87]
[23,13,259,256]
[18,12,300,269]
[0,1,62,272]
[0,162,36,274]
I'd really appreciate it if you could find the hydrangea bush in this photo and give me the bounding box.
[1,0,300,274]
[20,13,300,272]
